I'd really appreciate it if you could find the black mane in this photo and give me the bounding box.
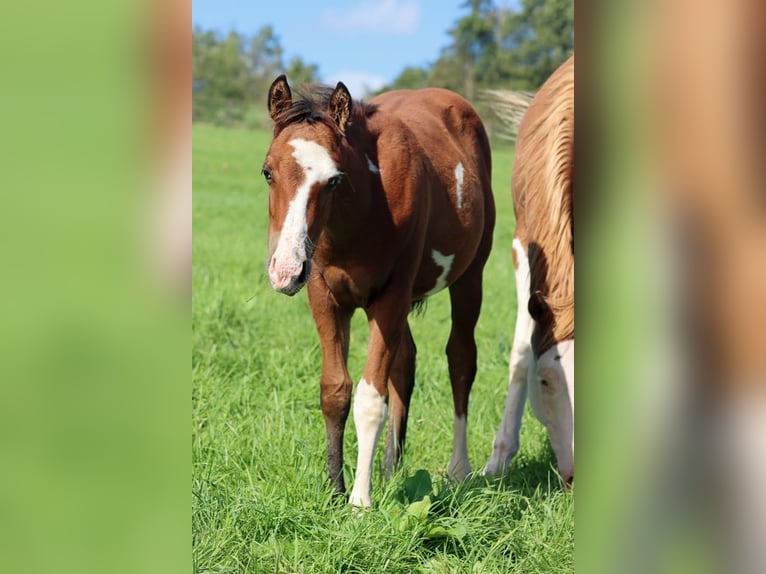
[271,84,378,135]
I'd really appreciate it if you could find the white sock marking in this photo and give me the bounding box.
[349,378,387,507]
[454,162,464,209]
[366,154,380,174]
[448,414,471,481]
[485,237,533,474]
[424,249,454,297]
[270,139,339,286]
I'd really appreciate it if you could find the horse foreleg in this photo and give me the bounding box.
[308,275,353,499]
[348,289,410,507]
[484,338,532,475]
[485,237,534,475]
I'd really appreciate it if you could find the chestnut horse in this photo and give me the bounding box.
[263,76,495,506]
[484,55,574,485]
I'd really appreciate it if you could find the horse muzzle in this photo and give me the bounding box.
[268,257,310,296]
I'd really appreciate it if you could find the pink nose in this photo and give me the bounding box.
[268,256,291,290]
[268,256,309,295]
[268,256,279,284]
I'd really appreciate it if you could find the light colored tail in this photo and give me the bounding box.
[481,89,535,143]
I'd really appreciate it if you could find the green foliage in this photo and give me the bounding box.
[499,0,574,88]
[284,57,321,89]
[385,66,431,91]
[193,26,320,127]
[445,0,498,99]
[381,0,573,96]
[370,0,573,143]
[192,124,574,572]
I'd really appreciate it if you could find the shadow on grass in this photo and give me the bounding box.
[486,441,564,496]
[442,439,564,499]
[368,444,569,557]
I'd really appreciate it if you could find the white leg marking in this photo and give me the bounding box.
[715,397,766,571]
[485,238,534,475]
[448,414,471,481]
[269,139,340,290]
[366,154,380,174]
[349,378,387,507]
[454,162,464,209]
[424,249,455,297]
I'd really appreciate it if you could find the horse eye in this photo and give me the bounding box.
[262,168,273,184]
[327,174,343,189]
[540,379,550,387]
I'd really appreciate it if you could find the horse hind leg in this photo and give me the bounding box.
[484,237,533,475]
[383,323,416,477]
[445,256,488,481]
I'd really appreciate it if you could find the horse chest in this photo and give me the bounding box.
[319,265,371,308]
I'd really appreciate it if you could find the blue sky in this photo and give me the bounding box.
[192,0,518,97]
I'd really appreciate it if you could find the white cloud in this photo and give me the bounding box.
[321,0,421,36]
[326,71,389,99]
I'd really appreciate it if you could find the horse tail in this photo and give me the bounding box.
[482,89,535,144]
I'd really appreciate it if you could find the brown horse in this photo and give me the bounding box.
[484,55,574,485]
[262,76,495,507]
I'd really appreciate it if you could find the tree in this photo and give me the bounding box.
[192,25,321,126]
[501,0,573,88]
[284,57,320,89]
[192,28,250,123]
[376,66,430,93]
[246,26,284,97]
[385,0,573,96]
[448,0,498,99]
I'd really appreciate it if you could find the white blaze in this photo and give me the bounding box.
[269,139,339,289]
[349,378,387,507]
[454,162,465,208]
[425,249,454,297]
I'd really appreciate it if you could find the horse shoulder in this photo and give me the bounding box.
[367,118,427,205]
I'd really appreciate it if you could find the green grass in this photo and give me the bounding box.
[192,123,573,573]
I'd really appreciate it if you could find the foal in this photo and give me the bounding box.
[263,76,495,506]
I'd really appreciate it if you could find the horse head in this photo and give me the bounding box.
[529,290,575,486]
[262,75,352,295]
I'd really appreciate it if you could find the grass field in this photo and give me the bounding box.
[192,123,573,573]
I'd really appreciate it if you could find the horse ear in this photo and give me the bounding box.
[268,75,292,120]
[328,82,352,133]
[528,290,550,322]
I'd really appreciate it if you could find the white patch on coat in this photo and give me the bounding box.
[448,414,471,481]
[268,139,340,290]
[366,154,380,174]
[454,162,465,208]
[484,238,534,475]
[348,378,387,507]
[527,339,575,483]
[424,249,454,297]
